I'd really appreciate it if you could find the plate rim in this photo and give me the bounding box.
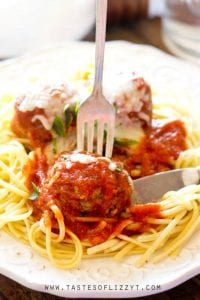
[0,40,200,298]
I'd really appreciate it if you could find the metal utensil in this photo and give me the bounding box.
[133,167,200,203]
[76,0,115,158]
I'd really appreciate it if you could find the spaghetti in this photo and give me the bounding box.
[0,67,200,269]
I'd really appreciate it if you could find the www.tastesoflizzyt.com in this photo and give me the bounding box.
[44,284,161,291]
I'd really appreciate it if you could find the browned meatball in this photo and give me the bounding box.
[11,100,52,147]
[114,76,152,129]
[31,152,133,220]
[11,83,76,148]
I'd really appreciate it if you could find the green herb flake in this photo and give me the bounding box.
[52,116,65,137]
[114,138,138,147]
[65,110,73,128]
[116,165,123,172]
[74,101,80,116]
[29,182,40,201]
[64,102,80,128]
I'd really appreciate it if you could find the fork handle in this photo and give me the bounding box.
[93,0,107,96]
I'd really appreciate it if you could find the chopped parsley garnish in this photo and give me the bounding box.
[114,138,138,147]
[65,110,73,128]
[52,116,65,137]
[116,165,123,172]
[29,183,40,201]
[64,102,80,129]
[74,101,80,116]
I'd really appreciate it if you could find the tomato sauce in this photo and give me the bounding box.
[129,203,161,222]
[113,120,187,178]
[64,204,161,245]
[24,150,48,190]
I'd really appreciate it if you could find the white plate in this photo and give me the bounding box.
[0,41,200,298]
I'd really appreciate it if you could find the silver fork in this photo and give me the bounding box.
[76,0,115,158]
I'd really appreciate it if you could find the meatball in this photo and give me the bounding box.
[32,152,133,220]
[113,76,152,129]
[11,104,52,147]
[103,71,152,142]
[11,82,76,147]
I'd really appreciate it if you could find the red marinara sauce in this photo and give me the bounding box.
[113,120,187,178]
[24,150,48,190]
